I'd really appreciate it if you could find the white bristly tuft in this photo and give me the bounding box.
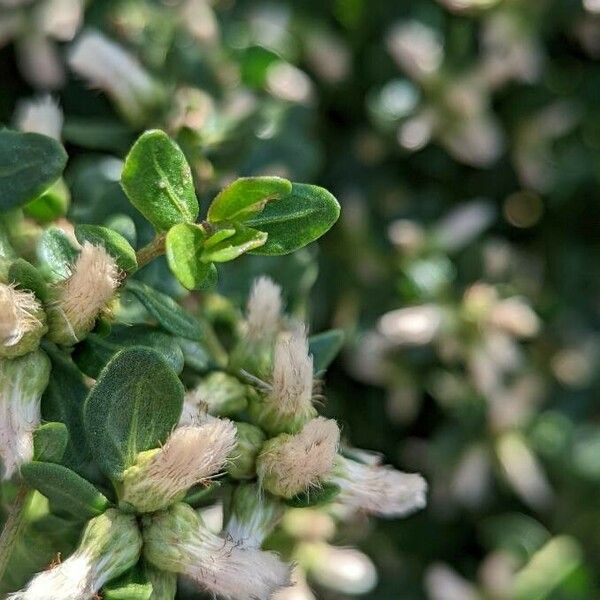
[14,95,64,140]
[0,283,43,350]
[246,276,283,341]
[144,503,291,600]
[7,553,97,600]
[121,420,236,513]
[52,242,120,341]
[267,327,315,425]
[257,417,340,498]
[332,456,428,517]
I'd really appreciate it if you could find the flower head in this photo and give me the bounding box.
[0,350,50,478]
[14,94,63,140]
[257,417,340,498]
[332,456,427,517]
[9,509,141,600]
[143,502,291,600]
[120,419,236,513]
[47,242,120,345]
[0,283,47,359]
[246,276,283,342]
[250,326,317,435]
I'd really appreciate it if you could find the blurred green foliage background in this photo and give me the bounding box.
[1,0,599,598]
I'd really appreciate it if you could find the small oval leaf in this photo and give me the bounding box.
[83,347,184,480]
[37,227,78,281]
[207,176,292,223]
[21,461,109,519]
[33,422,69,463]
[201,225,267,263]
[121,130,199,231]
[165,223,217,290]
[309,330,345,374]
[0,130,67,211]
[8,258,50,302]
[247,183,340,255]
[75,224,138,274]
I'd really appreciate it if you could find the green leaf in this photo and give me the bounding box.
[83,347,184,480]
[8,258,49,302]
[37,226,78,280]
[285,483,341,508]
[0,130,67,211]
[309,329,345,373]
[247,183,340,255]
[23,178,70,223]
[41,344,94,477]
[165,223,217,290]
[102,567,153,600]
[121,130,199,232]
[33,423,68,463]
[73,324,184,379]
[126,279,204,339]
[207,176,292,223]
[74,224,138,274]
[21,461,109,519]
[201,224,267,263]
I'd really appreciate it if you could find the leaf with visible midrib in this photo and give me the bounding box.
[83,347,184,480]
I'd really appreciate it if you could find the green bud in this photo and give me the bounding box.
[228,422,265,480]
[0,283,47,359]
[225,483,283,548]
[191,371,248,416]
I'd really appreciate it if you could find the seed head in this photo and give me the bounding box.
[120,420,236,513]
[257,418,340,498]
[246,276,283,342]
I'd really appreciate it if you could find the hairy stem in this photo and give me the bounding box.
[136,234,166,268]
[0,483,30,580]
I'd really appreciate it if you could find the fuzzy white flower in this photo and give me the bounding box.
[332,456,427,517]
[48,242,120,345]
[121,419,237,513]
[0,283,46,358]
[9,509,141,600]
[257,417,340,498]
[246,276,283,342]
[144,502,291,600]
[0,350,50,479]
[67,29,162,125]
[14,95,64,140]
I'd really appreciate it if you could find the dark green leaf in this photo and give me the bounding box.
[74,224,138,274]
[33,423,68,463]
[8,258,49,302]
[285,483,341,508]
[73,324,184,378]
[37,226,78,280]
[83,347,184,480]
[165,223,217,290]
[102,567,153,600]
[21,461,109,519]
[126,279,204,339]
[121,130,198,231]
[0,130,67,211]
[309,329,345,373]
[201,225,267,262]
[207,176,292,223]
[247,183,340,255]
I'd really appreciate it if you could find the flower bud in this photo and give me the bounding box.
[225,483,283,548]
[185,371,248,418]
[230,276,283,377]
[143,502,291,600]
[0,350,50,478]
[228,422,265,480]
[331,456,427,517]
[9,509,142,600]
[249,327,317,435]
[0,283,47,359]
[68,30,165,126]
[257,418,339,499]
[120,420,236,514]
[47,242,120,346]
